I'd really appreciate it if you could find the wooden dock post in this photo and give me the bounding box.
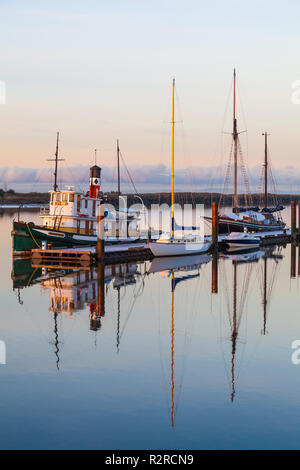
[298,200,300,242]
[212,202,218,249]
[96,202,105,260]
[211,249,218,294]
[291,242,296,279]
[89,260,105,331]
[291,200,296,241]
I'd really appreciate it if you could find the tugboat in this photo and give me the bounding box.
[12,134,140,256]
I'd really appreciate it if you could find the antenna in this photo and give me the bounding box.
[94,148,97,166]
[47,132,65,192]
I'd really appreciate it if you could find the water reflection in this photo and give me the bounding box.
[148,253,211,428]
[219,246,284,402]
[11,244,294,431]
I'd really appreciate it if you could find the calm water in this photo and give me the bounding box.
[1,209,300,450]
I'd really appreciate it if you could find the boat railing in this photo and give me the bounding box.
[40,206,50,215]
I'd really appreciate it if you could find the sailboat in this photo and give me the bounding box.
[206,70,285,234]
[147,79,211,257]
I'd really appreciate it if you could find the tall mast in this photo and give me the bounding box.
[117,139,121,197]
[170,272,175,428]
[171,78,175,237]
[54,132,59,192]
[262,257,267,335]
[53,311,60,371]
[48,131,64,192]
[116,286,121,353]
[233,69,238,213]
[231,260,237,402]
[262,132,269,209]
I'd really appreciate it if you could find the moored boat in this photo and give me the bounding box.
[148,236,211,257]
[205,70,285,234]
[147,79,211,257]
[223,231,260,250]
[12,135,141,256]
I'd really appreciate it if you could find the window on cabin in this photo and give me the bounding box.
[85,199,88,209]
[77,195,81,212]
[50,193,54,203]
[85,220,89,235]
[69,193,75,203]
[62,193,68,203]
[77,220,80,233]
[56,192,61,202]
[92,200,96,217]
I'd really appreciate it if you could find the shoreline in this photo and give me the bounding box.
[0,191,299,208]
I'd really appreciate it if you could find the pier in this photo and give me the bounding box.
[31,241,152,268]
[19,201,300,268]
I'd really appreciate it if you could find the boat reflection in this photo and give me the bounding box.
[148,253,211,428]
[11,244,286,420]
[219,245,283,401]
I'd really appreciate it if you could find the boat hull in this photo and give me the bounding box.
[147,240,211,257]
[12,221,98,256]
[205,216,286,234]
[225,240,260,249]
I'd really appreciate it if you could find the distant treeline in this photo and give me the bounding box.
[107,192,300,208]
[1,190,300,207]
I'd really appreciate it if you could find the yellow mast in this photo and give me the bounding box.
[171,78,175,238]
[170,272,175,428]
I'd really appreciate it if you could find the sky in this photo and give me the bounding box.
[1,0,300,189]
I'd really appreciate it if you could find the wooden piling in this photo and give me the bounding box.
[211,249,218,294]
[97,260,105,317]
[298,201,300,241]
[212,202,218,248]
[96,202,105,260]
[291,200,296,241]
[291,242,296,279]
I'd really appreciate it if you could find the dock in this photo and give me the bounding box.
[30,228,294,269]
[31,241,152,267]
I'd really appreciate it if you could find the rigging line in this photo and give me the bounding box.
[61,160,84,194]
[173,87,196,204]
[158,85,173,207]
[236,81,249,183]
[238,138,253,207]
[210,73,235,198]
[15,287,50,343]
[173,275,204,415]
[119,150,139,195]
[219,140,234,209]
[236,79,248,140]
[119,282,143,341]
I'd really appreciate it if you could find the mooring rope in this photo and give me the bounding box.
[26,223,41,248]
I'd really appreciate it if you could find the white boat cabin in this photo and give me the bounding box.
[41,188,100,235]
[41,164,102,235]
[39,165,141,237]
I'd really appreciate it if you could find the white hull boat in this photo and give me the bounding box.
[148,239,211,257]
[224,232,260,250]
[148,253,211,273]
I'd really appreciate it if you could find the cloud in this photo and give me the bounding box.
[0,163,299,190]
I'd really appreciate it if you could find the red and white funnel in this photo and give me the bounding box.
[89,165,101,198]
